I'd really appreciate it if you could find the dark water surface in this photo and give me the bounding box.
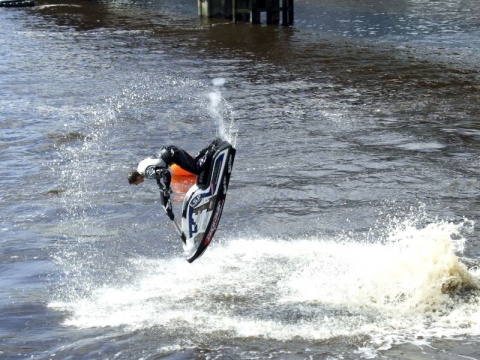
[1,0,480,359]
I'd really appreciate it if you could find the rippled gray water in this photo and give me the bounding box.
[1,0,480,359]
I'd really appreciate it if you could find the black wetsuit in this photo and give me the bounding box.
[163,138,220,175]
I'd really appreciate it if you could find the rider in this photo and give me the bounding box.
[128,139,219,220]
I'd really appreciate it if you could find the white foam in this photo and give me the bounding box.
[50,218,480,353]
[212,78,227,87]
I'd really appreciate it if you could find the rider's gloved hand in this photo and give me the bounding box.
[164,198,174,220]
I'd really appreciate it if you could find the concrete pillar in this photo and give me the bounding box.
[199,0,293,25]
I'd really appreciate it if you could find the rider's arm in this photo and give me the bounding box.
[155,168,174,220]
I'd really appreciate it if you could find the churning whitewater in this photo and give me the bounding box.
[50,210,480,356]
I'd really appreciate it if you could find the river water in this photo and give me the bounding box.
[1,0,480,359]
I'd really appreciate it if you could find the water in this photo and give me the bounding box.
[1,0,480,358]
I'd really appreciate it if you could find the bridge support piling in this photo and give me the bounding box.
[199,0,294,26]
